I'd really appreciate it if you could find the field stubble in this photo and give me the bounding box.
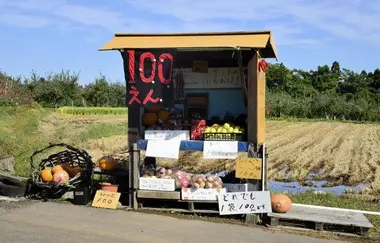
[157,120,380,192]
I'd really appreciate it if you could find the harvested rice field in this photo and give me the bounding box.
[156,120,380,192]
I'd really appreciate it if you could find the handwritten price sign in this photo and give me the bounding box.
[91,190,121,209]
[235,158,262,179]
[217,191,272,215]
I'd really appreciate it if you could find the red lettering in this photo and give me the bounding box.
[158,53,174,85]
[143,89,160,105]
[128,86,141,104]
[139,52,156,83]
[127,50,135,84]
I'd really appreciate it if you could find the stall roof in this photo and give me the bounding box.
[99,31,278,59]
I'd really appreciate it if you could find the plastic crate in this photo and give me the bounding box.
[201,132,244,141]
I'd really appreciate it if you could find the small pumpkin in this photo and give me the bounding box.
[51,165,63,174]
[40,168,53,182]
[53,170,69,184]
[146,106,161,113]
[271,194,292,213]
[143,113,158,126]
[60,163,83,178]
[157,110,170,121]
[98,156,117,171]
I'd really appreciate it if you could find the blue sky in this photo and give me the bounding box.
[0,0,379,85]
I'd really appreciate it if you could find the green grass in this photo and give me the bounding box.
[57,106,128,116]
[288,191,380,240]
[78,123,128,141]
[0,106,49,176]
[0,106,129,177]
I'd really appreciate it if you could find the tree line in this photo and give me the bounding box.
[1,61,380,121]
[0,70,126,108]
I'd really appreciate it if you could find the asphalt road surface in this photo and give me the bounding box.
[0,201,348,243]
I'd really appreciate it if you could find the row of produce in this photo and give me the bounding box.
[141,166,224,190]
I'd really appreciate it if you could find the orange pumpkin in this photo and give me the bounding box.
[157,110,170,121]
[271,194,292,213]
[99,156,117,171]
[142,113,158,126]
[146,106,161,113]
[51,165,63,174]
[40,168,53,182]
[53,170,69,184]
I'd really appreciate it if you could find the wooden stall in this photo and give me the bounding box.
[99,31,278,222]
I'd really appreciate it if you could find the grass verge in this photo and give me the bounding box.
[289,191,380,240]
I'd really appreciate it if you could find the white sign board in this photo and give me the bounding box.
[181,188,226,201]
[173,67,246,89]
[203,141,238,159]
[144,130,190,141]
[217,191,272,215]
[146,140,181,159]
[139,178,175,191]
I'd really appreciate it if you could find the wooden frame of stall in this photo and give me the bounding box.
[99,31,278,223]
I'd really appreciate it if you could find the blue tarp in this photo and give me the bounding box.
[137,140,248,152]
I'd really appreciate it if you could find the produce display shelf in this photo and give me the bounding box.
[137,139,248,152]
[137,190,180,200]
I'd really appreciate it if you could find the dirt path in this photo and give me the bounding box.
[0,201,348,243]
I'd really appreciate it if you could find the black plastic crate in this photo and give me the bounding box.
[201,132,244,141]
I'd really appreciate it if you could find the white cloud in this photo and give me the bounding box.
[0,13,51,28]
[0,0,379,47]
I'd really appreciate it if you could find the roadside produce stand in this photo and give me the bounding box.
[99,31,278,222]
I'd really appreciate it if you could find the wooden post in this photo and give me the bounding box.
[129,143,140,209]
[245,51,267,224]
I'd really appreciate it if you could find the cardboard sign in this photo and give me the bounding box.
[235,158,262,179]
[91,190,121,209]
[122,49,177,107]
[217,191,272,215]
[192,60,208,73]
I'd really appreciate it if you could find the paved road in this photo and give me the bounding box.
[0,201,348,243]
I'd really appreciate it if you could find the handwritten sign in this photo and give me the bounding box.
[217,191,272,215]
[144,130,189,141]
[203,141,238,159]
[173,67,246,89]
[123,49,177,106]
[139,178,175,191]
[91,190,121,209]
[181,188,226,201]
[192,60,208,73]
[235,158,262,179]
[146,139,181,159]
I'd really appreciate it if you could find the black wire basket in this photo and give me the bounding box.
[25,143,94,200]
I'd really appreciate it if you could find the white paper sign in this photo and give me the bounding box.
[144,130,190,141]
[173,67,245,89]
[181,188,226,201]
[139,178,175,191]
[217,191,272,215]
[146,140,181,159]
[203,141,238,159]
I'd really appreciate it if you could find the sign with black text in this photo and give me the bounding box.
[122,49,177,107]
[91,190,121,209]
[217,191,272,215]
